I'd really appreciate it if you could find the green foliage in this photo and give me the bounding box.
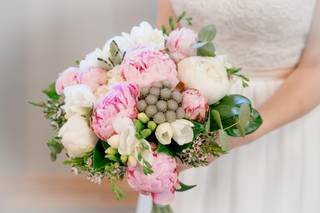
[30,82,66,129]
[196,42,216,57]
[42,82,60,101]
[110,177,125,200]
[47,137,64,161]
[192,121,206,139]
[93,141,111,171]
[75,59,80,66]
[226,67,250,88]
[209,95,263,137]
[156,143,174,157]
[176,182,197,192]
[198,25,216,42]
[109,40,123,66]
[63,151,93,172]
[161,11,192,35]
[194,25,217,57]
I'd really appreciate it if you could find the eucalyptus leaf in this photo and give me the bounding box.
[198,25,217,42]
[192,41,208,49]
[211,109,223,129]
[197,42,216,57]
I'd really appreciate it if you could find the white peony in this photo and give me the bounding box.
[171,119,194,145]
[63,84,96,118]
[130,22,165,50]
[155,122,173,145]
[178,56,230,104]
[58,115,98,157]
[79,48,110,71]
[109,117,139,156]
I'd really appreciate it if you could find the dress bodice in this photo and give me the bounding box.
[170,0,316,72]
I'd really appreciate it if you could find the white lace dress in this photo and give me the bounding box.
[137,0,320,212]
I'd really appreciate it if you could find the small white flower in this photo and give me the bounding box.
[178,56,230,104]
[111,117,139,156]
[63,84,96,118]
[155,122,173,145]
[107,134,120,148]
[171,119,194,145]
[134,139,154,165]
[59,115,98,157]
[130,22,165,50]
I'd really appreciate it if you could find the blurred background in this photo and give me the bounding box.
[0,0,156,212]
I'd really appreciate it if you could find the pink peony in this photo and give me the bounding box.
[127,153,179,205]
[80,67,108,92]
[120,46,179,87]
[166,28,197,63]
[182,88,209,122]
[55,67,80,95]
[91,83,139,141]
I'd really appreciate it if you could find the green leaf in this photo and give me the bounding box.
[177,11,187,22]
[47,137,63,162]
[176,182,197,192]
[192,41,208,49]
[211,110,223,129]
[226,67,241,75]
[161,25,168,35]
[75,59,80,66]
[197,42,216,57]
[169,16,175,31]
[198,25,216,42]
[93,141,110,170]
[218,130,228,150]
[193,122,205,139]
[238,103,251,132]
[156,144,174,157]
[226,109,263,137]
[101,141,110,150]
[42,82,59,100]
[109,40,123,66]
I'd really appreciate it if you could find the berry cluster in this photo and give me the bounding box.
[137,81,185,124]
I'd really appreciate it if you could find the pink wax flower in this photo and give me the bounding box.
[182,88,209,122]
[120,46,179,87]
[55,67,80,95]
[91,82,139,141]
[166,28,197,63]
[127,153,179,205]
[80,67,108,92]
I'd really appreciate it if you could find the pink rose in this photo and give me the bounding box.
[127,153,179,205]
[55,67,80,95]
[91,83,139,141]
[166,28,197,63]
[120,46,179,87]
[80,67,108,92]
[182,89,209,122]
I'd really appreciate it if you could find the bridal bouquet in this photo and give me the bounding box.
[32,12,262,212]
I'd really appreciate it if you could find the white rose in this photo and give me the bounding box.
[130,22,165,50]
[155,122,173,145]
[62,84,96,118]
[58,115,98,157]
[171,119,194,145]
[178,56,230,104]
[79,48,110,70]
[109,117,139,156]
